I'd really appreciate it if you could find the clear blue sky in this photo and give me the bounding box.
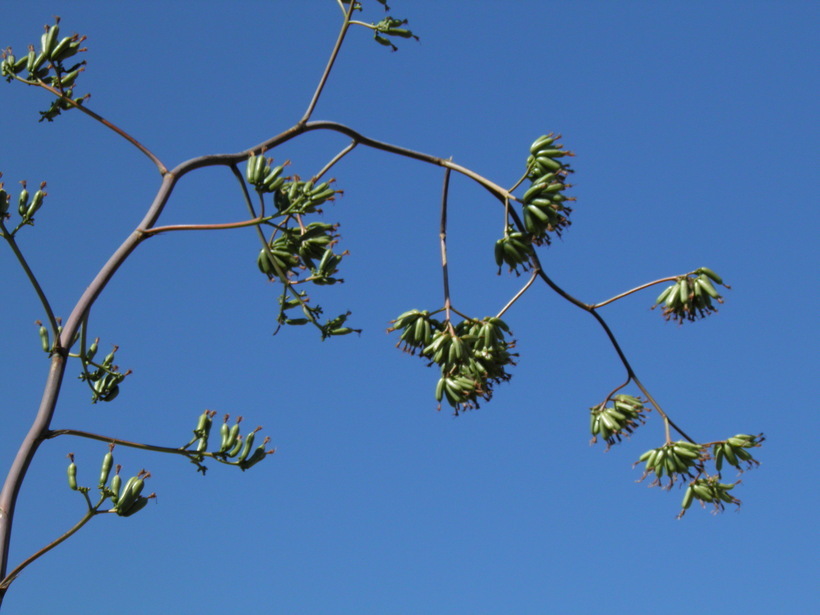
[1,2,817,613]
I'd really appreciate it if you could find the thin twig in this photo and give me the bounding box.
[503,195,511,235]
[507,168,531,194]
[0,220,59,336]
[230,163,259,220]
[0,497,107,591]
[141,216,274,236]
[591,276,679,309]
[630,377,694,443]
[21,78,167,175]
[314,141,358,181]
[229,166,291,283]
[496,270,538,319]
[439,164,452,321]
[78,313,89,363]
[45,429,201,458]
[300,0,356,124]
[602,378,632,406]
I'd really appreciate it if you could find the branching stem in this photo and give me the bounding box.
[0,16,705,597]
[521,244,695,442]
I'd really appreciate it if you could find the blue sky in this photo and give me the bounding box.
[1,2,817,613]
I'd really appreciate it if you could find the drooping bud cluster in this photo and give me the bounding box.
[491,134,576,275]
[713,433,761,472]
[679,477,740,518]
[588,394,647,449]
[631,432,764,518]
[636,441,703,485]
[494,230,534,275]
[389,311,517,414]
[652,267,729,324]
[521,134,575,245]
[257,222,342,284]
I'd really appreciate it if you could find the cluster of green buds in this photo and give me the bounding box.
[494,229,535,275]
[274,177,339,217]
[520,134,575,246]
[67,447,156,518]
[245,152,289,194]
[633,432,764,517]
[246,153,340,215]
[713,433,762,472]
[588,394,647,449]
[636,441,704,486]
[78,340,131,403]
[340,1,417,50]
[1,17,89,121]
[0,176,48,227]
[18,181,47,224]
[389,310,517,414]
[257,222,343,285]
[652,267,729,324]
[679,477,740,518]
[186,410,275,472]
[245,153,355,338]
[371,17,419,51]
[274,291,358,339]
